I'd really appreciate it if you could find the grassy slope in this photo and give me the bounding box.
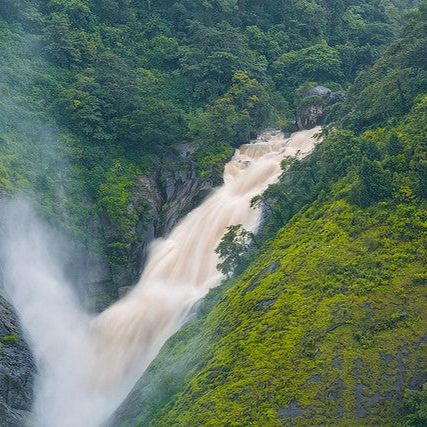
[116,92,427,427]
[116,98,427,423]
[126,197,426,426]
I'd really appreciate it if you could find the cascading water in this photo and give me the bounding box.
[0,127,320,426]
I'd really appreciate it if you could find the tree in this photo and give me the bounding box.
[143,35,180,70]
[119,99,186,149]
[43,13,82,66]
[360,157,392,204]
[398,384,427,426]
[215,225,255,276]
[0,0,22,20]
[273,41,342,96]
[387,133,404,156]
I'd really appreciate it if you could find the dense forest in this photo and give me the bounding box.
[0,0,426,426]
[0,0,419,271]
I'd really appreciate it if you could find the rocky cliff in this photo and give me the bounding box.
[103,146,223,299]
[296,85,345,130]
[0,143,224,420]
[0,295,34,427]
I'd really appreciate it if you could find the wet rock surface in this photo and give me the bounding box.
[0,295,34,427]
[102,144,223,294]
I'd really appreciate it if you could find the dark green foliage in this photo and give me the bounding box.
[273,41,343,97]
[338,1,427,131]
[119,99,186,149]
[388,132,404,156]
[359,157,392,204]
[399,384,427,426]
[215,225,254,276]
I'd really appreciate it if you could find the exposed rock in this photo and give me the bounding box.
[243,260,280,295]
[159,155,223,235]
[0,295,34,426]
[99,143,223,294]
[304,85,332,98]
[278,400,305,419]
[296,85,346,130]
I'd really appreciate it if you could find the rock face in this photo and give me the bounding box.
[159,145,223,235]
[0,295,34,427]
[110,144,223,295]
[57,144,224,303]
[296,85,345,130]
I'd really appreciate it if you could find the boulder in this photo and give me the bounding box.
[296,85,346,130]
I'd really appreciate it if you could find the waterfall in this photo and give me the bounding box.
[0,127,320,426]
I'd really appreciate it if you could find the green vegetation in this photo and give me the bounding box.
[0,0,417,269]
[0,0,425,424]
[143,199,426,426]
[215,224,255,276]
[399,384,427,426]
[0,334,18,344]
[116,3,427,425]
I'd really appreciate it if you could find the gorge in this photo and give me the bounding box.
[1,128,320,426]
[0,1,426,426]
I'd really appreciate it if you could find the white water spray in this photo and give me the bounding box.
[1,128,320,426]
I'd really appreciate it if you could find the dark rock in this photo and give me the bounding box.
[255,298,277,311]
[106,145,223,295]
[409,371,427,390]
[118,286,132,298]
[296,85,346,130]
[278,400,305,419]
[159,155,223,236]
[332,354,342,370]
[0,295,35,426]
[308,374,323,383]
[354,383,366,418]
[328,379,344,402]
[352,358,363,377]
[303,85,332,98]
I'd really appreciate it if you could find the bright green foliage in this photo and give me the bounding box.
[157,201,426,426]
[339,2,427,131]
[273,41,343,97]
[120,194,427,427]
[0,334,18,344]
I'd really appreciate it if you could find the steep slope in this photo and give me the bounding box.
[148,199,426,425]
[115,4,427,425]
[0,296,34,426]
[116,119,427,425]
[0,0,422,423]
